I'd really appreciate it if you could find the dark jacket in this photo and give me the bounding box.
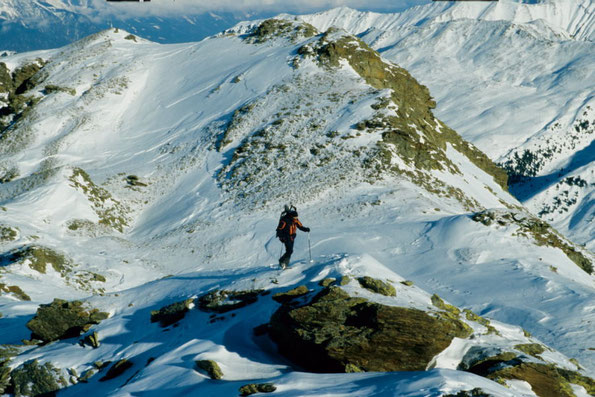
[276,212,309,242]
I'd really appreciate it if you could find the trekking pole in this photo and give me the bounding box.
[308,232,313,263]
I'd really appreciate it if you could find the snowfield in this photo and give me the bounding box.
[0,2,593,396]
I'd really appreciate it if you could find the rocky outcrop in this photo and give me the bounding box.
[195,360,223,380]
[269,286,471,373]
[239,383,276,396]
[26,299,109,343]
[357,276,396,296]
[150,298,194,327]
[198,289,263,313]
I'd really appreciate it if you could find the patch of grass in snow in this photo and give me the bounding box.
[1,245,71,275]
[0,283,31,301]
[0,225,18,242]
[472,210,593,274]
[68,167,129,233]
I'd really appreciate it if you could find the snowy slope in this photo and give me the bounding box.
[295,0,595,249]
[0,0,254,52]
[0,18,593,397]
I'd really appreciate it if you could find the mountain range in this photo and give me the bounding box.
[0,1,593,396]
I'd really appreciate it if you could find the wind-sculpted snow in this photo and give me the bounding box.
[0,16,593,397]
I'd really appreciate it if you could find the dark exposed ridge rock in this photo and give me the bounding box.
[272,285,309,303]
[198,289,263,313]
[357,276,396,296]
[269,286,471,373]
[99,359,133,382]
[26,299,109,343]
[150,298,194,327]
[239,383,276,396]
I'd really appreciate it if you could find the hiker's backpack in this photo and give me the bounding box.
[276,205,296,240]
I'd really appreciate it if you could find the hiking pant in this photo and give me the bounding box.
[279,238,294,265]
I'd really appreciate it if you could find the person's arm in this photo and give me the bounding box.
[296,219,310,232]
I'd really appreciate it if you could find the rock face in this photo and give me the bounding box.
[269,286,471,373]
[26,299,109,343]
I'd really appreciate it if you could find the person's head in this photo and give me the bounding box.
[289,210,298,218]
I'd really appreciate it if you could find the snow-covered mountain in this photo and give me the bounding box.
[0,0,257,52]
[294,0,595,250]
[0,9,593,397]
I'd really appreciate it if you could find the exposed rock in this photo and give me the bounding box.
[471,210,592,274]
[0,283,31,301]
[43,85,75,96]
[339,276,350,286]
[198,289,263,313]
[99,359,133,382]
[150,298,194,327]
[83,331,100,349]
[400,280,414,286]
[26,299,109,343]
[246,19,316,44]
[515,343,546,358]
[357,276,396,296]
[239,383,277,396]
[443,388,491,397]
[195,360,223,380]
[0,224,19,241]
[460,347,594,397]
[272,285,309,303]
[318,278,335,287]
[1,245,71,274]
[269,286,471,372]
[10,360,61,397]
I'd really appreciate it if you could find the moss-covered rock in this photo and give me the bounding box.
[246,19,317,44]
[10,360,62,397]
[195,360,223,380]
[272,285,309,303]
[150,298,194,327]
[269,286,471,373]
[357,276,396,296]
[318,278,336,287]
[198,289,263,313]
[515,343,546,358]
[0,283,31,301]
[83,331,100,349]
[99,359,133,382]
[239,383,277,396]
[26,299,109,343]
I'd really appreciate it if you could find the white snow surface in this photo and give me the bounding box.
[0,16,593,397]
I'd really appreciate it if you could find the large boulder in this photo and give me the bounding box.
[26,299,109,343]
[269,286,471,373]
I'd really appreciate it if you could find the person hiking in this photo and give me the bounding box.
[276,205,310,269]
